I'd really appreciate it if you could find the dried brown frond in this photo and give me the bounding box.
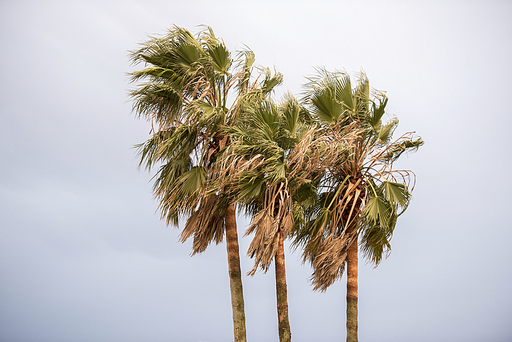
[309,230,358,292]
[180,195,225,254]
[285,123,361,188]
[245,182,294,275]
[245,210,280,275]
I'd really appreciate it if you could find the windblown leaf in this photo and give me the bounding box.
[382,181,411,210]
[281,94,300,135]
[363,195,391,229]
[334,73,354,112]
[370,97,388,129]
[384,137,424,161]
[378,117,399,143]
[261,69,284,94]
[174,43,201,70]
[311,87,343,124]
[359,225,391,265]
[208,43,231,74]
[178,166,206,195]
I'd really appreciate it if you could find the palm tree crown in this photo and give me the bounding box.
[129,25,282,342]
[216,95,314,272]
[291,69,422,342]
[130,25,281,251]
[294,69,423,289]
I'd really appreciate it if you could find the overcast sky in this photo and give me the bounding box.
[1,1,511,341]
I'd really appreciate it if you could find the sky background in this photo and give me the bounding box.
[1,1,511,341]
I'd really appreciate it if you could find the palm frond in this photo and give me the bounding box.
[259,67,283,94]
[359,224,391,265]
[377,117,399,144]
[130,83,183,124]
[334,72,354,113]
[233,48,255,94]
[180,195,226,254]
[362,194,391,229]
[207,42,232,75]
[280,93,301,135]
[244,183,294,275]
[384,137,424,162]
[309,231,358,292]
[382,181,411,212]
[369,96,388,130]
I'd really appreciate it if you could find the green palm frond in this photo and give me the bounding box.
[178,166,207,196]
[362,195,391,229]
[358,192,397,266]
[253,100,280,141]
[377,117,399,144]
[297,206,332,258]
[268,161,287,185]
[174,42,201,69]
[382,181,411,212]
[353,73,370,117]
[310,85,343,124]
[303,69,357,124]
[130,67,183,85]
[153,154,192,193]
[334,72,354,113]
[130,27,202,73]
[280,93,301,135]
[192,99,226,128]
[238,171,265,202]
[260,67,284,94]
[384,137,424,162]
[136,124,199,171]
[129,83,183,124]
[207,42,231,75]
[135,129,176,171]
[152,157,193,226]
[369,96,388,130]
[359,224,391,265]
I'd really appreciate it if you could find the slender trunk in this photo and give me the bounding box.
[346,231,358,342]
[225,203,247,342]
[275,231,291,342]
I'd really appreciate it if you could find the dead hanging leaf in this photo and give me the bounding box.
[180,194,225,255]
[310,228,358,292]
[245,182,294,275]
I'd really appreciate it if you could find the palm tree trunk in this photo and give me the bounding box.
[346,232,358,342]
[275,231,291,342]
[225,203,247,342]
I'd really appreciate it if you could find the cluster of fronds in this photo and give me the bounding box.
[130,27,422,292]
[291,69,423,290]
[130,26,282,254]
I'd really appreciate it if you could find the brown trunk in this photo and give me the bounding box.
[225,203,247,342]
[346,228,358,342]
[275,231,291,342]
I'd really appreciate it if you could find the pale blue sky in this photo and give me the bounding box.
[1,1,511,341]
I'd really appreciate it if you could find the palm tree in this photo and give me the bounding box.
[214,94,324,342]
[129,26,282,342]
[294,70,423,342]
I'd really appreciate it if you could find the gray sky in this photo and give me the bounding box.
[1,1,511,341]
